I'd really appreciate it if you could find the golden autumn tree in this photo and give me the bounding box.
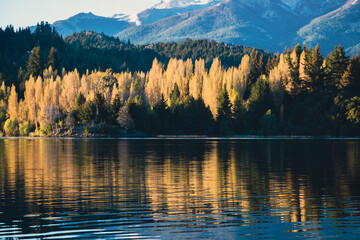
[60,69,80,112]
[24,76,37,127]
[7,84,18,121]
[145,58,164,107]
[202,58,223,116]
[189,58,206,100]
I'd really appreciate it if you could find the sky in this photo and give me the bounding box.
[0,0,160,28]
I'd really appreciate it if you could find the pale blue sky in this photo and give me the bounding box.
[0,0,160,28]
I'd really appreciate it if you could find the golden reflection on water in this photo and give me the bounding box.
[0,139,359,228]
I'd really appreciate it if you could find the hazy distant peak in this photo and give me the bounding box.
[70,12,99,20]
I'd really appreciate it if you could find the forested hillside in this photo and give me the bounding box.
[0,23,162,88]
[0,23,359,137]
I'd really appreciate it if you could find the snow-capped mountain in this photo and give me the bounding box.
[137,0,223,25]
[117,0,303,50]
[51,12,135,37]
[153,0,221,9]
[48,1,225,36]
[44,0,359,54]
[116,0,359,54]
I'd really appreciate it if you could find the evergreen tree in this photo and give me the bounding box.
[325,45,349,88]
[232,96,246,134]
[74,92,86,109]
[304,45,325,90]
[250,49,265,83]
[93,92,107,123]
[287,44,302,94]
[340,55,360,91]
[170,83,181,106]
[26,46,42,77]
[247,77,272,130]
[78,101,96,123]
[216,86,232,121]
[194,97,213,134]
[154,94,169,132]
[47,47,59,71]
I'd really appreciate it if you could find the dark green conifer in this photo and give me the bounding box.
[46,47,59,71]
[304,44,325,90]
[26,46,42,77]
[216,86,232,121]
[325,45,349,88]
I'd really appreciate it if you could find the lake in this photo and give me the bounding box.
[0,138,359,239]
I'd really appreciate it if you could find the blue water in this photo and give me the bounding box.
[0,139,359,239]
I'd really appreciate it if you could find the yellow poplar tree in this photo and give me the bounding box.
[145,58,164,107]
[25,76,37,126]
[7,84,18,121]
[60,69,80,112]
[35,76,44,128]
[189,58,206,99]
[202,58,223,116]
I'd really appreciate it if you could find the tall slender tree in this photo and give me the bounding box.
[304,45,325,90]
[325,45,349,88]
[26,46,42,78]
[216,86,232,122]
[340,55,360,91]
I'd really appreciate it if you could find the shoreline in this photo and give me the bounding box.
[1,135,360,140]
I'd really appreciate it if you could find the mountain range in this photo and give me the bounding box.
[44,0,360,54]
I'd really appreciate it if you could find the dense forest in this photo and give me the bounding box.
[0,23,359,137]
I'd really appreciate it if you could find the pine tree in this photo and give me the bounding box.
[216,86,232,121]
[153,94,169,132]
[340,55,360,91]
[286,45,303,94]
[247,77,272,130]
[232,96,246,133]
[26,46,42,77]
[46,47,59,71]
[154,94,168,117]
[325,45,349,88]
[74,92,86,109]
[250,49,264,83]
[304,45,325,90]
[170,83,181,106]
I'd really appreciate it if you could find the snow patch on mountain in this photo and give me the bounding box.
[112,13,141,25]
[129,14,141,26]
[153,0,222,9]
[112,14,130,21]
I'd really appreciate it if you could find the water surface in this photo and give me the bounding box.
[0,138,359,239]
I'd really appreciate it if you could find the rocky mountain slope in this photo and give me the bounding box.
[45,0,359,54]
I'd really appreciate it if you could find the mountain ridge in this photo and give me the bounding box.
[116,0,358,54]
[32,0,359,55]
[51,12,135,37]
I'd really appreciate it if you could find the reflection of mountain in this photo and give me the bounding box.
[0,139,359,237]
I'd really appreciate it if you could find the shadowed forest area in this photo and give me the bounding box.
[0,23,359,136]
